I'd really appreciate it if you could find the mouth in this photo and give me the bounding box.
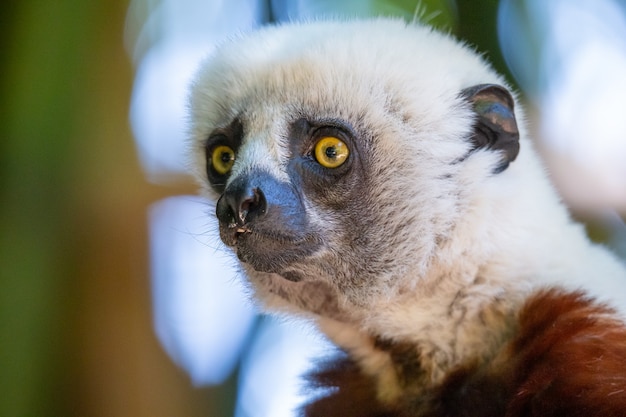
[218,223,252,246]
[219,224,321,274]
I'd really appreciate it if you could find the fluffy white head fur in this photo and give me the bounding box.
[188,19,626,390]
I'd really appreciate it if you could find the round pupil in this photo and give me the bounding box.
[220,151,232,163]
[325,146,337,159]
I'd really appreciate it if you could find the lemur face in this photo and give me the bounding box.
[208,116,366,280]
[190,20,519,316]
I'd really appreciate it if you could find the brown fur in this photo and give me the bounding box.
[505,288,626,416]
[303,352,401,417]
[303,288,626,416]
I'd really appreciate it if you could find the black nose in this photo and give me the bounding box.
[216,178,267,227]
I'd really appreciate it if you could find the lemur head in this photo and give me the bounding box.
[189,19,520,321]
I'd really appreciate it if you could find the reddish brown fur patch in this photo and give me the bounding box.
[506,288,626,416]
[302,352,402,417]
[302,289,626,416]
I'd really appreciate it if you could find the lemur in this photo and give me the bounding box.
[187,19,626,416]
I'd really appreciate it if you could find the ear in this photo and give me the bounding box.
[460,84,520,173]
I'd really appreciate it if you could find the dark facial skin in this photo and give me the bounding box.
[208,117,368,282]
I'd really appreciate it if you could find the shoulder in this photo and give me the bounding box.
[302,288,626,417]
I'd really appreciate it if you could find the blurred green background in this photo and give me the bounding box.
[0,1,213,416]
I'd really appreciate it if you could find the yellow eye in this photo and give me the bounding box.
[211,145,235,175]
[314,136,349,168]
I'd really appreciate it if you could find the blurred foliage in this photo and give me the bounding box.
[360,0,459,30]
[457,0,516,87]
[270,0,459,30]
[0,1,231,415]
[0,1,97,414]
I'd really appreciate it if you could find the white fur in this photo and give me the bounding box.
[188,18,626,395]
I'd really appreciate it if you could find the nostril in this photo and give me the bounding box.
[239,187,266,224]
[216,194,236,226]
[216,183,267,227]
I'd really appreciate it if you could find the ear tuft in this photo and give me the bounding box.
[461,84,520,173]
